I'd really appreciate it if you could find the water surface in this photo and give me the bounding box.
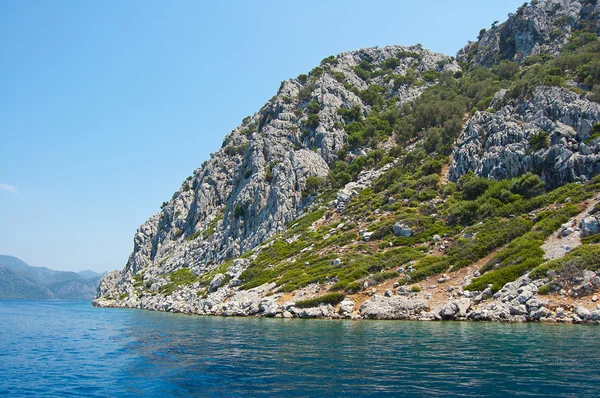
[1,301,599,397]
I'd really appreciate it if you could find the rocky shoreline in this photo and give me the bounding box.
[93,272,600,325]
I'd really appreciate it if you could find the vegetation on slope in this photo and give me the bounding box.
[143,7,600,299]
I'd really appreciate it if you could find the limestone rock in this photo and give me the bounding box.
[359,295,428,320]
[209,274,226,293]
[393,223,413,238]
[449,86,600,188]
[581,216,600,237]
[458,0,599,67]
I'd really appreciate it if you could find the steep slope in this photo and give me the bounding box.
[449,85,600,186]
[97,45,458,293]
[457,0,600,66]
[96,0,600,323]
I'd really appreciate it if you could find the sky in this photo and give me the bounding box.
[0,0,525,272]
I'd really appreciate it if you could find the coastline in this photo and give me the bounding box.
[93,272,600,325]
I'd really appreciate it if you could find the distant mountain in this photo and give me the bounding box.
[0,255,103,301]
[78,270,105,279]
[0,265,54,300]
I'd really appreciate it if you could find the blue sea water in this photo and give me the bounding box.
[1,301,600,397]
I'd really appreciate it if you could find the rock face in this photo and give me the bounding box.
[449,86,600,187]
[96,45,459,301]
[94,1,600,323]
[359,295,428,319]
[458,0,600,67]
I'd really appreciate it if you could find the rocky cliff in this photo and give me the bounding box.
[97,45,458,297]
[95,0,600,323]
[449,85,600,186]
[458,0,599,66]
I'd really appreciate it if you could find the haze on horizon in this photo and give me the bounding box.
[0,0,524,273]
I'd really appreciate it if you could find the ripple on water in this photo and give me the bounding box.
[1,302,600,397]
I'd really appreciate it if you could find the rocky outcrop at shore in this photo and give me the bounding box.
[93,269,600,324]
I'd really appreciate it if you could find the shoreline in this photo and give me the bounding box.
[93,273,600,325]
[92,302,600,325]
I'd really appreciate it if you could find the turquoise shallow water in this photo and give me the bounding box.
[1,301,600,397]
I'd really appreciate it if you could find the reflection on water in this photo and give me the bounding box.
[1,301,599,397]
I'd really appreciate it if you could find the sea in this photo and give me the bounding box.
[1,300,599,397]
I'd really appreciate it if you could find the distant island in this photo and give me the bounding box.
[0,255,104,301]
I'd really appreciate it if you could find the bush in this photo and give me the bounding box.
[158,268,199,296]
[295,292,346,308]
[234,204,245,218]
[297,74,308,84]
[458,171,489,200]
[307,100,321,114]
[422,70,441,82]
[528,131,549,152]
[410,285,422,292]
[359,84,385,107]
[345,282,361,294]
[304,176,326,195]
[510,173,545,198]
[265,161,277,182]
[537,284,551,295]
[306,114,320,128]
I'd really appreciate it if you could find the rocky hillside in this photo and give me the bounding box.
[458,0,599,66]
[0,255,102,301]
[95,0,600,323]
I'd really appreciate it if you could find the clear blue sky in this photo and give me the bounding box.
[0,0,524,272]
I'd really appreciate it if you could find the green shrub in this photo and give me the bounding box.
[297,74,308,84]
[320,55,338,66]
[345,282,361,294]
[306,114,320,128]
[234,204,245,218]
[410,285,422,292]
[537,284,551,295]
[295,292,346,308]
[265,161,277,182]
[458,171,489,200]
[307,100,321,114]
[422,70,441,82]
[528,131,549,152]
[530,244,600,279]
[158,268,199,296]
[304,176,326,195]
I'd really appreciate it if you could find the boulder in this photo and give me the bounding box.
[209,274,226,293]
[338,298,355,314]
[359,295,428,320]
[580,216,600,237]
[393,223,413,238]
